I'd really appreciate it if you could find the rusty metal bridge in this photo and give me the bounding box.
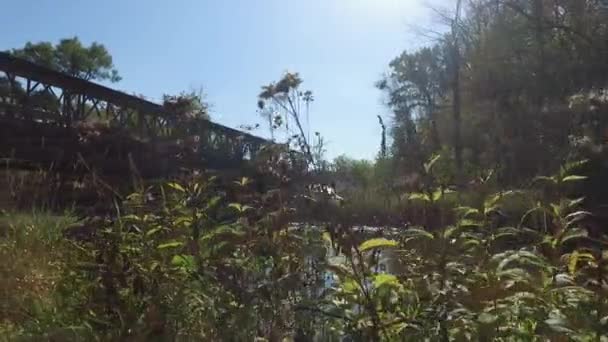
[0,52,270,177]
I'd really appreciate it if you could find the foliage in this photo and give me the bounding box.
[9,37,121,82]
[258,72,326,170]
[162,89,210,122]
[378,0,608,185]
[317,157,608,341]
[3,155,608,340]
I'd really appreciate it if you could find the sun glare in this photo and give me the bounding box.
[345,0,423,19]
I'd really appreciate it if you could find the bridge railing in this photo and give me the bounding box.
[0,52,268,167]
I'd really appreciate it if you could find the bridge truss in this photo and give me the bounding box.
[0,52,269,171]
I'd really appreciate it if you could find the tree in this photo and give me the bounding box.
[332,155,374,190]
[377,115,388,159]
[377,45,448,170]
[379,0,608,185]
[10,37,121,83]
[450,0,463,180]
[162,89,211,123]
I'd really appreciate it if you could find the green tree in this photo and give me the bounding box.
[332,156,374,190]
[380,0,608,186]
[377,45,448,170]
[10,37,121,82]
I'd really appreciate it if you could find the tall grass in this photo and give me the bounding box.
[0,210,78,340]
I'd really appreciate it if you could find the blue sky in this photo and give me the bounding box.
[2,0,436,160]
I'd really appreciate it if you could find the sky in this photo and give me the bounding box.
[1,0,438,160]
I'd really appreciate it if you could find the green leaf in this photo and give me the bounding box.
[432,188,455,202]
[478,312,497,324]
[560,228,588,245]
[373,274,399,288]
[340,279,360,294]
[149,261,160,272]
[550,203,561,217]
[432,189,443,202]
[565,211,591,226]
[424,154,441,173]
[561,159,588,175]
[322,231,333,244]
[497,250,548,273]
[228,203,254,213]
[404,228,434,241]
[121,214,141,222]
[173,216,193,227]
[228,203,243,212]
[568,251,595,274]
[458,219,482,228]
[171,254,195,271]
[233,177,251,187]
[455,206,480,219]
[462,239,481,249]
[359,238,398,252]
[408,193,430,202]
[497,267,532,283]
[532,176,557,186]
[566,197,585,209]
[157,241,183,249]
[167,182,186,192]
[494,227,522,241]
[519,206,545,228]
[562,175,587,183]
[446,261,466,275]
[544,316,573,334]
[200,224,245,243]
[554,273,575,286]
[205,196,222,210]
[443,226,462,239]
[145,227,163,237]
[485,190,525,209]
[568,251,579,275]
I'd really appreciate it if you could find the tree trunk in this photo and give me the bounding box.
[533,0,546,107]
[452,0,463,182]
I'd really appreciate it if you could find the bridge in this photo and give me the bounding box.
[0,51,272,178]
